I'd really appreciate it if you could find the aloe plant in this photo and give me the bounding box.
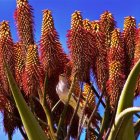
[1,0,140,140]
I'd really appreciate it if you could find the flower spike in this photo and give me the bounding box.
[13,42,26,87]
[100,11,116,48]
[40,10,68,78]
[23,45,43,95]
[0,21,14,93]
[14,0,34,47]
[107,29,126,109]
[91,21,107,93]
[123,16,136,75]
[68,12,96,82]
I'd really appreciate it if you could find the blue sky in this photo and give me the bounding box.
[0,0,140,139]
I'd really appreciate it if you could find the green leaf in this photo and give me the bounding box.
[108,60,140,140]
[4,61,48,140]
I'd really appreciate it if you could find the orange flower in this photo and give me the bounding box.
[13,42,26,87]
[0,21,14,94]
[39,10,68,112]
[107,29,125,109]
[67,11,95,82]
[14,0,34,47]
[100,11,116,48]
[40,10,68,78]
[123,16,136,75]
[23,45,43,95]
[91,21,107,93]
[3,101,21,137]
[83,19,97,63]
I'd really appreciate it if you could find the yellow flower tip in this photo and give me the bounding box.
[100,10,113,19]
[16,0,28,7]
[72,10,81,17]
[42,9,54,34]
[83,19,92,31]
[0,21,10,34]
[111,28,121,48]
[0,21,11,39]
[91,20,100,31]
[71,11,83,29]
[124,16,136,29]
[43,9,52,15]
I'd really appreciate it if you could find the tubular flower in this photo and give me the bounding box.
[83,19,92,32]
[13,42,26,87]
[91,20,100,31]
[23,45,43,95]
[3,101,21,137]
[107,29,125,109]
[81,83,96,117]
[0,82,7,111]
[100,11,116,48]
[67,11,94,82]
[83,19,97,61]
[123,16,136,75]
[39,10,68,112]
[40,10,68,78]
[91,21,108,93]
[134,26,140,95]
[14,0,34,47]
[0,21,14,93]
[82,83,95,109]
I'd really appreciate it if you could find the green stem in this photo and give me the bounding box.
[98,99,110,140]
[57,74,77,138]
[8,133,12,140]
[51,100,61,112]
[67,82,83,140]
[87,90,104,130]
[77,83,92,139]
[41,74,56,140]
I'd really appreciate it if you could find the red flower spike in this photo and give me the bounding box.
[134,26,140,96]
[100,11,116,48]
[83,19,97,61]
[13,42,26,87]
[123,16,136,75]
[0,82,8,111]
[68,11,95,82]
[107,29,125,109]
[23,45,43,95]
[14,0,34,47]
[39,10,68,120]
[82,83,95,108]
[91,21,108,93]
[3,101,21,136]
[40,10,68,78]
[0,21,14,93]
